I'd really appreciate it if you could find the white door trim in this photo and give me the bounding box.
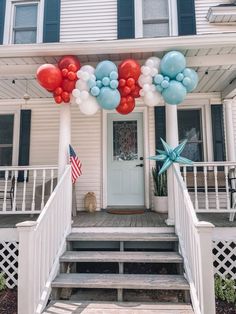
[102,106,150,209]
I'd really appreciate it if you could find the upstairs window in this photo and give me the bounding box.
[142,0,169,37]
[13,3,38,44]
[0,114,14,167]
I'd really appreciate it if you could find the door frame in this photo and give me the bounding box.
[102,106,150,209]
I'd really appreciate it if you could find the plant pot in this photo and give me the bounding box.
[153,196,168,213]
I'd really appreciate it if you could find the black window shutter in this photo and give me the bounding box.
[177,0,196,36]
[117,0,135,39]
[18,110,31,182]
[211,105,226,161]
[43,0,60,43]
[0,0,6,44]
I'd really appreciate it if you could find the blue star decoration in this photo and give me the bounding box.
[149,138,193,175]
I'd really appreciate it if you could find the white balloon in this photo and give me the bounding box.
[147,56,161,68]
[141,66,151,76]
[143,83,150,92]
[79,95,100,116]
[80,65,95,75]
[144,91,162,107]
[81,72,90,81]
[75,97,82,105]
[76,79,89,91]
[80,90,89,101]
[145,59,154,68]
[139,89,145,97]
[138,74,152,86]
[150,68,158,77]
[90,74,96,81]
[77,70,83,79]
[150,84,156,92]
[72,89,81,98]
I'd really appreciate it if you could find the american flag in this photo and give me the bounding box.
[69,144,82,184]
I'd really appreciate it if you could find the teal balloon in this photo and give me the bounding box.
[110,79,119,89]
[156,85,163,93]
[91,86,100,97]
[176,73,184,82]
[161,80,169,89]
[154,74,164,85]
[102,77,110,86]
[164,76,170,82]
[162,80,187,105]
[160,51,186,79]
[110,71,118,80]
[95,61,117,80]
[88,79,96,89]
[97,87,120,110]
[96,80,102,88]
[182,68,199,92]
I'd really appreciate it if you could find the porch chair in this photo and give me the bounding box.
[0,176,15,209]
[228,169,236,221]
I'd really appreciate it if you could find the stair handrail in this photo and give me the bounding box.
[173,164,216,314]
[17,165,72,314]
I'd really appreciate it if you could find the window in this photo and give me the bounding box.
[142,0,169,37]
[0,114,14,166]
[178,109,204,162]
[13,3,38,44]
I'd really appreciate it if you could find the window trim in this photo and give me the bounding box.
[0,109,20,166]
[3,0,44,44]
[134,0,178,38]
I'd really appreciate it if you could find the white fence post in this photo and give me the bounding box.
[197,222,216,314]
[16,221,37,314]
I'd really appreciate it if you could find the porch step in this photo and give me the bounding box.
[43,301,194,314]
[52,273,189,290]
[67,232,178,242]
[60,251,183,264]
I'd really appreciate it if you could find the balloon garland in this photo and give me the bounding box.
[36,51,199,114]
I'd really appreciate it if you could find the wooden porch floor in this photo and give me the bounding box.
[72,211,168,228]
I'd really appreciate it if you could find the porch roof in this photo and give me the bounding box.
[1,33,236,100]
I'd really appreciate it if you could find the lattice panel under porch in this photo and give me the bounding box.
[0,242,18,288]
[213,241,236,279]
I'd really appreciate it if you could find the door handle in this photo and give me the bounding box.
[136,164,144,167]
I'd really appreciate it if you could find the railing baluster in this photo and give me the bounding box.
[13,170,18,212]
[214,166,220,210]
[204,166,209,211]
[31,170,37,212]
[225,166,230,210]
[194,166,199,211]
[50,169,54,194]
[22,170,27,211]
[41,169,46,210]
[3,170,9,212]
[183,166,187,185]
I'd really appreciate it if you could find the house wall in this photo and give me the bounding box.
[195,0,236,35]
[60,0,117,42]
[232,102,236,150]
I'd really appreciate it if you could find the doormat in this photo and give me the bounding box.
[106,208,145,215]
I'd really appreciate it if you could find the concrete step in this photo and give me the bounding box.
[52,273,189,290]
[60,251,183,264]
[67,232,178,242]
[43,301,194,314]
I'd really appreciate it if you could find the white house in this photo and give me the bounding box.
[0,1,236,313]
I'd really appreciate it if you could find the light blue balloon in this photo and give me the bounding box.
[161,80,169,89]
[162,80,187,105]
[102,77,110,86]
[156,85,163,93]
[160,51,186,79]
[96,80,102,88]
[164,76,170,82]
[110,79,119,89]
[91,86,100,97]
[182,68,199,92]
[176,73,184,82]
[95,61,117,80]
[88,79,96,89]
[97,87,121,110]
[154,74,164,85]
[110,71,118,80]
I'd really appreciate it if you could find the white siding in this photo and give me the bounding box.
[148,106,156,210]
[232,102,236,151]
[195,0,236,35]
[60,0,117,42]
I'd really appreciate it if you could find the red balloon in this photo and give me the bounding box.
[127,78,135,87]
[116,96,135,115]
[120,86,131,97]
[58,56,81,72]
[119,79,126,87]
[68,63,77,72]
[130,84,141,98]
[61,79,76,93]
[67,71,77,81]
[118,59,141,81]
[54,87,63,96]
[61,68,69,78]
[37,64,62,92]
[54,95,62,104]
[61,91,70,103]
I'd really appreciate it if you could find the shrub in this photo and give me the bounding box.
[215,275,236,304]
[0,273,6,292]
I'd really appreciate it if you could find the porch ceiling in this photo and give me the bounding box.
[1,34,236,99]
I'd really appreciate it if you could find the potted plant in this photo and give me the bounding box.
[152,167,168,213]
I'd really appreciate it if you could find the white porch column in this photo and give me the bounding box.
[58,104,71,179]
[166,104,179,225]
[224,99,236,161]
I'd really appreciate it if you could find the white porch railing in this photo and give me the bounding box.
[180,162,236,217]
[0,166,57,214]
[16,165,72,314]
[173,164,216,314]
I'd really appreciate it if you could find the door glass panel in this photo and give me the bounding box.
[178,109,203,161]
[113,121,138,161]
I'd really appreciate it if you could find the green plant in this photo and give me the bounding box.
[0,272,6,292]
[215,275,236,304]
[152,167,167,197]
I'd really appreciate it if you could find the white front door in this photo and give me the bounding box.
[107,112,145,206]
